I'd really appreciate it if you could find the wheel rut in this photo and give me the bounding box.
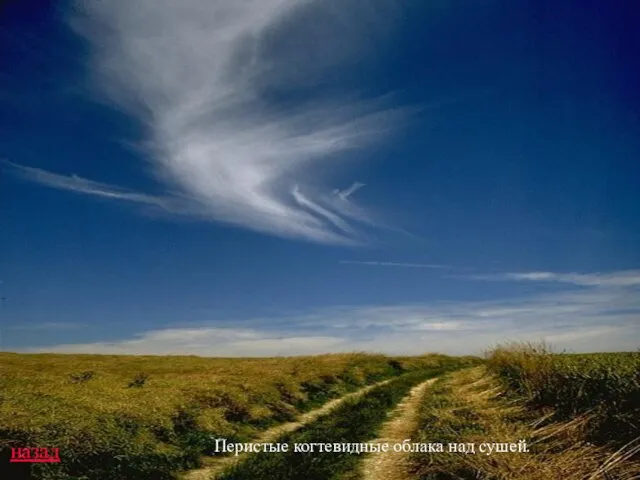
[360,378,436,480]
[181,378,392,480]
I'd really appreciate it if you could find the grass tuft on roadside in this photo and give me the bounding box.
[486,342,640,446]
[409,365,640,480]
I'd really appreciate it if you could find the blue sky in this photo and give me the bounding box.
[1,0,639,356]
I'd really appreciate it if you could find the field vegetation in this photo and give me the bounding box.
[409,344,640,480]
[487,343,640,446]
[0,351,460,480]
[4,344,637,480]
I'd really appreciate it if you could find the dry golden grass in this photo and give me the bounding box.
[486,342,640,446]
[410,366,640,480]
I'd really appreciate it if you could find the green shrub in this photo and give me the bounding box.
[127,372,149,388]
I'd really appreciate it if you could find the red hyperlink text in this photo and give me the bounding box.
[10,448,61,463]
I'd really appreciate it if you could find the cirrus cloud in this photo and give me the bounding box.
[7,0,409,245]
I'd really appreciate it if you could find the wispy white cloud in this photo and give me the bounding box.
[4,161,204,216]
[334,182,365,200]
[19,270,640,356]
[339,260,453,269]
[5,161,156,204]
[26,328,346,357]
[7,0,408,244]
[464,270,640,287]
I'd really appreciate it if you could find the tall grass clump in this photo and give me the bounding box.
[410,366,640,480]
[487,342,640,446]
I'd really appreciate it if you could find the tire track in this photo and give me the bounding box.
[182,378,392,480]
[360,378,436,480]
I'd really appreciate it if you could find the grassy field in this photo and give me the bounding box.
[487,343,640,446]
[0,351,460,480]
[3,346,637,480]
[409,344,640,480]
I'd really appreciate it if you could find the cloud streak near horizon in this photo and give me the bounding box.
[20,269,640,356]
[339,260,454,269]
[463,270,640,287]
[7,0,409,245]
